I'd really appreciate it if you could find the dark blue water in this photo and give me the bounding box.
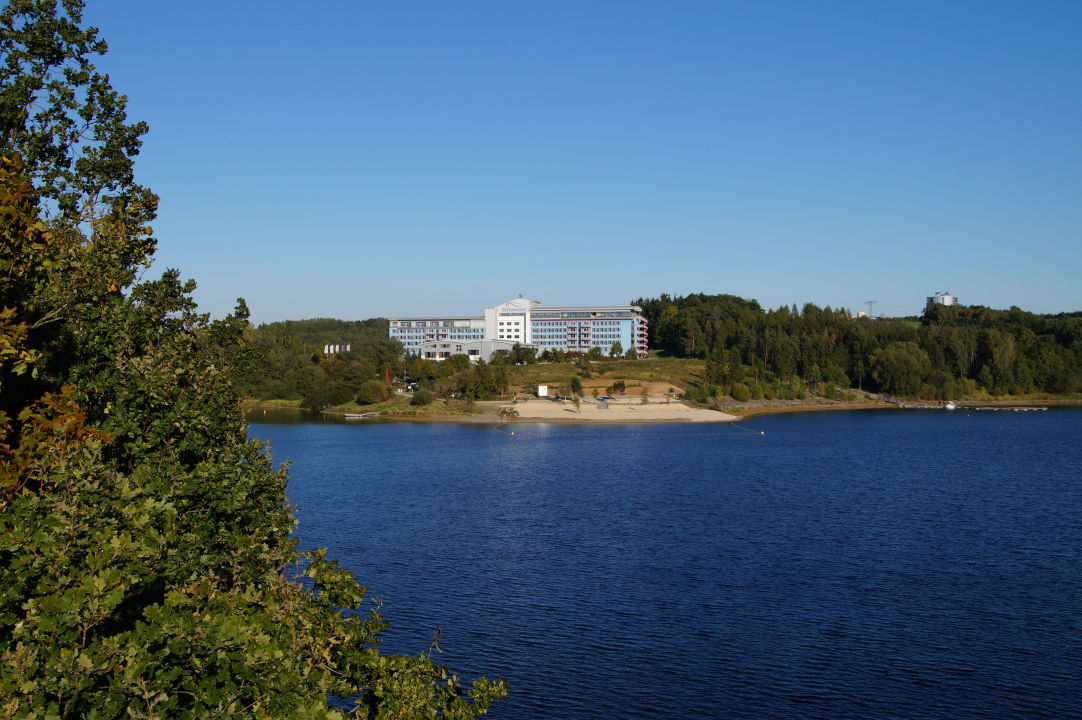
[250,410,1082,720]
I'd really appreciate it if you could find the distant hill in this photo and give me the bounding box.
[251,317,391,351]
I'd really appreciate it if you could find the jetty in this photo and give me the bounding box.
[896,402,950,409]
[889,398,1048,412]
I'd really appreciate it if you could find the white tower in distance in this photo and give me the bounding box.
[926,291,958,306]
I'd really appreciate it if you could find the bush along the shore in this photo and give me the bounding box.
[410,389,435,406]
[0,3,504,717]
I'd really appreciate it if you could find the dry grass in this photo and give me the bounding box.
[509,357,706,396]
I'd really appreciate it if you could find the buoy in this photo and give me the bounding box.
[760,431,765,435]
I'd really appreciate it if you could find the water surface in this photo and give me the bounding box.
[250,409,1082,719]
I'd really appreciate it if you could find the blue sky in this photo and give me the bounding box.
[83,1,1082,322]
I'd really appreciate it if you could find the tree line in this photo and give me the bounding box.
[233,318,402,409]
[237,295,1082,409]
[634,293,1082,400]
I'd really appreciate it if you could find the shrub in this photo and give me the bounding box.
[731,382,752,402]
[410,389,434,406]
[685,385,714,404]
[356,379,391,404]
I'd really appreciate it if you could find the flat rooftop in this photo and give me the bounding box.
[389,316,484,321]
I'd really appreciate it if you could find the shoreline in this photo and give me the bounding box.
[493,398,738,423]
[244,395,1082,425]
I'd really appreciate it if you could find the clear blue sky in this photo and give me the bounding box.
[83,0,1082,322]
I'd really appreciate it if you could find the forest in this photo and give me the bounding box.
[233,318,402,409]
[634,293,1082,401]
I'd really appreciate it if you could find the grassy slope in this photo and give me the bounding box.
[509,358,705,396]
[243,395,480,417]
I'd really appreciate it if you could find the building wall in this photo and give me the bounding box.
[388,317,485,353]
[416,338,521,362]
[526,313,644,355]
[390,299,649,359]
[927,291,958,306]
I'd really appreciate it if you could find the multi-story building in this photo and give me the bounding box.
[927,291,959,307]
[386,315,486,354]
[389,297,649,361]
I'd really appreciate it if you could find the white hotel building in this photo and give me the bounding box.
[389,298,649,361]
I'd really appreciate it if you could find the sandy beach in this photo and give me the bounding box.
[496,398,738,423]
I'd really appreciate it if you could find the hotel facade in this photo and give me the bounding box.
[389,298,649,361]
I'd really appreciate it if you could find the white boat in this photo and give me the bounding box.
[945,401,957,410]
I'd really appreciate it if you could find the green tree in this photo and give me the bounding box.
[355,379,390,404]
[2,157,506,718]
[680,316,703,357]
[443,354,471,373]
[570,375,583,395]
[1,0,151,223]
[0,4,505,717]
[871,342,931,396]
[409,357,438,381]
[303,379,353,411]
[610,341,623,357]
[511,342,536,364]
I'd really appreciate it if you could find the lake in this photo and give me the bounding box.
[249,409,1082,720]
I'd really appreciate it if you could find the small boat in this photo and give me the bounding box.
[945,401,957,410]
